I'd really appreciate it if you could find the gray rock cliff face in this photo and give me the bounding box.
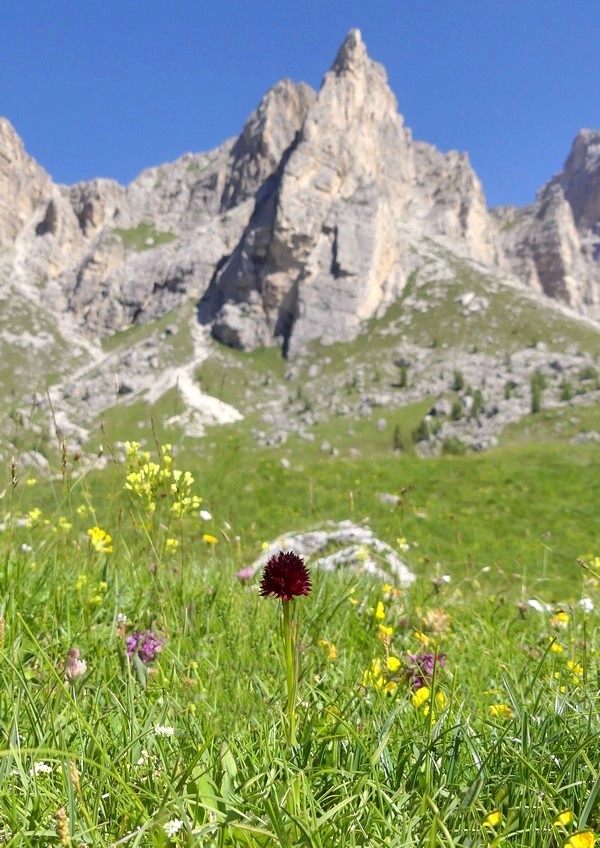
[220,79,316,211]
[558,130,600,232]
[201,29,502,354]
[0,32,599,354]
[0,78,317,338]
[0,117,54,248]
[494,131,600,319]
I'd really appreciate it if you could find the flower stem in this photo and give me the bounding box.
[282,600,297,746]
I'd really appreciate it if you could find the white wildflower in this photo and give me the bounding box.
[30,762,52,775]
[579,598,594,613]
[199,510,212,521]
[163,819,183,838]
[154,725,175,737]
[136,749,150,767]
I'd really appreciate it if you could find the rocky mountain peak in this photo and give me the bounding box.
[220,78,315,211]
[0,116,54,249]
[202,31,508,354]
[0,116,25,163]
[331,28,367,75]
[557,129,600,232]
[495,127,600,317]
[1,32,599,362]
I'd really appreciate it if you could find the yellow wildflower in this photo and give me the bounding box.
[411,686,445,716]
[554,811,574,827]
[362,658,383,688]
[355,545,370,563]
[165,538,179,551]
[489,704,513,719]
[383,583,402,600]
[28,508,42,523]
[375,601,386,621]
[550,641,564,654]
[567,660,584,677]
[57,516,72,532]
[566,833,596,848]
[413,630,430,646]
[411,686,431,708]
[87,526,114,554]
[378,623,393,638]
[397,536,410,552]
[203,534,218,545]
[26,478,37,487]
[482,811,502,829]
[317,640,337,660]
[76,504,90,517]
[387,656,401,673]
[550,611,570,629]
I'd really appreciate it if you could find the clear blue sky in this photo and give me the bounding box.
[1,0,598,208]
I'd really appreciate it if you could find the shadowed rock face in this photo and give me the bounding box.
[558,130,600,232]
[494,130,600,316]
[0,32,598,353]
[220,78,316,212]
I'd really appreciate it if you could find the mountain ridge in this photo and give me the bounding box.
[0,30,599,471]
[1,29,598,356]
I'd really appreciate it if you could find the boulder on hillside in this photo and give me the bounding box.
[248,519,415,585]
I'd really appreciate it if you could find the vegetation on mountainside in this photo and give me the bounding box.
[113,222,177,252]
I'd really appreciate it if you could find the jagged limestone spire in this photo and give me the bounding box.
[332,29,367,75]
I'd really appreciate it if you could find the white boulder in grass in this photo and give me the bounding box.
[250,520,415,586]
[527,598,594,614]
[527,599,553,612]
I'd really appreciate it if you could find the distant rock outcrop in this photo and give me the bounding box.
[494,130,600,318]
[0,117,53,248]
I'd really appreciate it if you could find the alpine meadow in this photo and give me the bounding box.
[0,24,599,848]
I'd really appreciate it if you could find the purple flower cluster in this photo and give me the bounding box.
[125,630,163,665]
[405,652,446,690]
